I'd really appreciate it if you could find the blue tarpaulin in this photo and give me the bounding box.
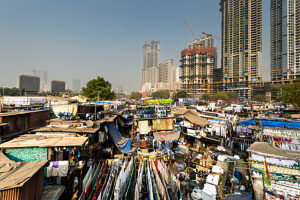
[239,119,300,129]
[106,122,132,153]
[225,192,252,200]
[120,114,133,123]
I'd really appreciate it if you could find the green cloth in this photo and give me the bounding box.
[125,160,136,200]
[262,168,271,186]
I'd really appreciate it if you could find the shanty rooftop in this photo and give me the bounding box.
[172,107,188,115]
[136,116,174,121]
[49,115,117,123]
[183,110,209,127]
[0,134,88,149]
[32,115,118,134]
[0,110,48,117]
[247,142,300,160]
[0,152,47,190]
[33,124,100,134]
[97,115,117,123]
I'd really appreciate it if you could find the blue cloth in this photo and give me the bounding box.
[106,122,132,153]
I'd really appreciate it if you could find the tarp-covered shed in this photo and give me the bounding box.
[184,110,209,127]
[247,142,300,160]
[0,152,47,200]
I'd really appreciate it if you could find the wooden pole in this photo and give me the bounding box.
[94,103,97,122]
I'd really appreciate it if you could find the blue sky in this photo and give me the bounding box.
[0,0,270,93]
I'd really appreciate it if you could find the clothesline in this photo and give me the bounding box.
[249,159,300,169]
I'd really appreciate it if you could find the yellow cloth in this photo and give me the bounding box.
[52,104,78,118]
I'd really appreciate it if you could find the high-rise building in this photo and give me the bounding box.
[143,43,151,69]
[270,0,300,81]
[158,59,173,83]
[142,41,160,92]
[32,70,48,92]
[220,0,262,99]
[155,59,181,91]
[39,71,48,92]
[189,36,214,49]
[180,41,215,96]
[72,79,81,91]
[151,41,160,68]
[141,41,181,93]
[188,36,219,72]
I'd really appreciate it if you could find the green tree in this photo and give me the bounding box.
[213,91,238,102]
[130,92,142,100]
[254,94,267,102]
[264,85,280,93]
[152,90,170,99]
[201,94,211,101]
[227,91,239,101]
[280,79,300,110]
[0,87,19,96]
[82,76,115,100]
[213,91,227,101]
[38,91,51,96]
[173,90,189,99]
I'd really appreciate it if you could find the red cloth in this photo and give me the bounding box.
[154,160,160,172]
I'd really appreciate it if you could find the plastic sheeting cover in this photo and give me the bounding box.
[106,122,131,153]
[239,119,300,129]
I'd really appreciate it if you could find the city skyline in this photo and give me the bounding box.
[0,0,271,93]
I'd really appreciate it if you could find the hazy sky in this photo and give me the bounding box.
[0,0,270,93]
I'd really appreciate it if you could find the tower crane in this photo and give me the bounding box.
[202,32,220,40]
[184,20,199,41]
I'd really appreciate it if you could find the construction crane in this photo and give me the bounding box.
[184,20,198,41]
[202,32,220,40]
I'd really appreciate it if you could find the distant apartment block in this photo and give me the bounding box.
[270,0,300,81]
[220,0,262,99]
[72,79,81,91]
[158,59,176,83]
[156,59,181,91]
[141,41,181,93]
[32,70,48,92]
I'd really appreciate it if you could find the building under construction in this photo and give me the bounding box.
[180,37,216,97]
[220,0,262,99]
